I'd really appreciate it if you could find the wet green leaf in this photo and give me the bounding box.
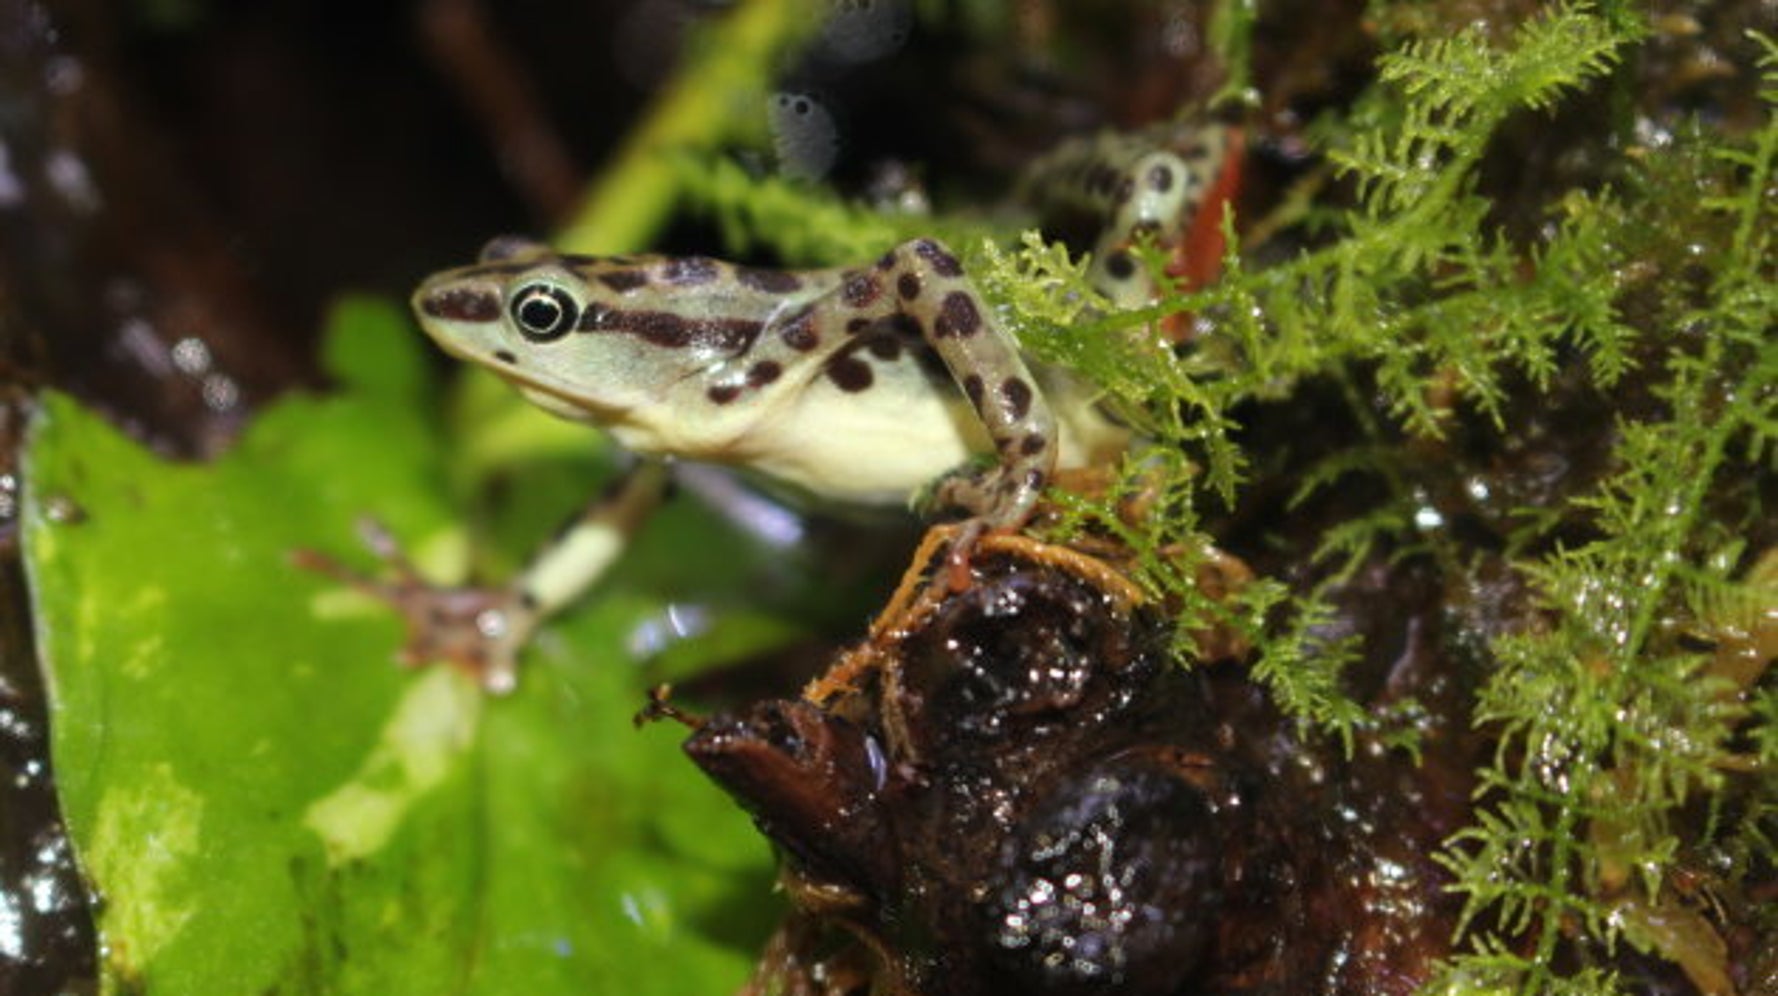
[23,297,775,994]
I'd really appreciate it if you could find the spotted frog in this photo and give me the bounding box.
[317,120,1240,692]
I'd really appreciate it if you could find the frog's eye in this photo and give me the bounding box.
[508,283,580,342]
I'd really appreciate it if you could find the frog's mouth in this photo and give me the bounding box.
[414,313,619,427]
[496,362,734,435]
[473,351,646,434]
[512,379,629,425]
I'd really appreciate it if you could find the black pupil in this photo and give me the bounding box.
[513,285,576,340]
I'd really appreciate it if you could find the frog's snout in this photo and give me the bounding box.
[412,275,502,326]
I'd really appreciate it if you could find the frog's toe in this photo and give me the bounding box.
[921,460,1007,522]
[386,585,528,693]
[296,525,532,694]
[939,519,988,594]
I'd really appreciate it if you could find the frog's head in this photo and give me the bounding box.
[411,236,721,428]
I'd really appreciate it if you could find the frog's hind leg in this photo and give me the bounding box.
[297,459,669,693]
[868,238,1060,533]
[500,457,672,661]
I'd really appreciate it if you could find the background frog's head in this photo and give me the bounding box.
[410,237,717,426]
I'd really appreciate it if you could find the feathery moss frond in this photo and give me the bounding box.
[1430,27,1778,989]
[669,13,1773,989]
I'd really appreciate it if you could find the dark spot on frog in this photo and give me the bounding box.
[885,313,923,339]
[618,311,690,348]
[1104,250,1136,281]
[841,271,882,308]
[661,256,720,285]
[913,343,949,382]
[1114,176,1135,205]
[1000,377,1033,421]
[1020,433,1045,456]
[863,335,901,361]
[826,355,874,393]
[875,250,898,271]
[778,305,820,351]
[595,269,649,293]
[846,317,872,334]
[1023,468,1045,491]
[748,360,783,387]
[1148,162,1176,192]
[962,373,984,406]
[913,239,963,277]
[712,318,766,355]
[586,309,764,354]
[707,383,742,405]
[419,287,500,322]
[493,349,518,365]
[934,291,982,338]
[736,267,803,294]
[897,273,922,301]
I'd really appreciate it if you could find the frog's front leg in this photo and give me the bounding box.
[863,238,1059,530]
[299,460,669,693]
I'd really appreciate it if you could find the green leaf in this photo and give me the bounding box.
[22,297,775,994]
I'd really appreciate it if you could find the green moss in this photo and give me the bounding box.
[676,4,1775,992]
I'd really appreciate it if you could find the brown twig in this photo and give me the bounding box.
[416,0,583,225]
